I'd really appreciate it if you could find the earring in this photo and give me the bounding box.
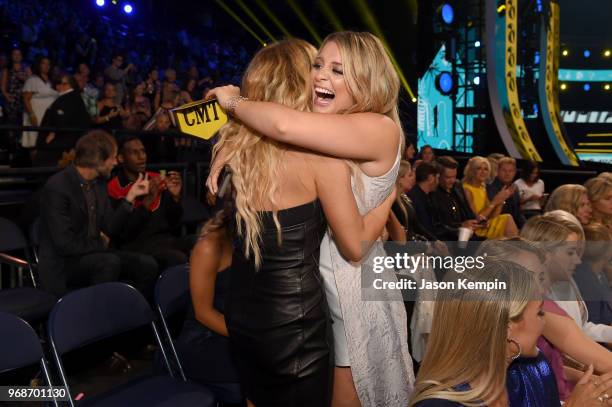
[507,337,522,362]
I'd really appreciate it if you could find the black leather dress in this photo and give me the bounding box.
[225,200,331,407]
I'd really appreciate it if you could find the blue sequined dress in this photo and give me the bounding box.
[507,351,561,407]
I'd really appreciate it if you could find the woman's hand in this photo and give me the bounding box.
[566,365,612,406]
[204,85,241,111]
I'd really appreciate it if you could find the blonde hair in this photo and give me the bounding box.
[584,177,612,225]
[463,156,490,185]
[597,172,612,182]
[497,157,516,169]
[410,260,538,406]
[544,184,588,217]
[212,39,317,268]
[520,209,585,250]
[320,32,405,193]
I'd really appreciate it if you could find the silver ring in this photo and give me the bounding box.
[604,393,611,400]
[599,396,605,403]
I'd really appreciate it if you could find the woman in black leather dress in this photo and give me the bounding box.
[211,39,395,407]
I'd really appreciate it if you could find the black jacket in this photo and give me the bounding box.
[38,89,91,151]
[38,166,133,295]
[431,181,476,240]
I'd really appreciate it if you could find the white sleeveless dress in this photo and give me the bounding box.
[319,142,415,406]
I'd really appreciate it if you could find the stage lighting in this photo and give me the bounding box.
[560,83,567,90]
[123,3,133,13]
[584,50,591,58]
[605,50,611,57]
[95,0,105,6]
[435,71,454,95]
[605,84,610,91]
[474,40,481,48]
[584,83,590,91]
[473,76,480,85]
[411,97,417,103]
[562,49,569,57]
[439,3,454,25]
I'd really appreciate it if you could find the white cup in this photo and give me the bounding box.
[458,227,473,248]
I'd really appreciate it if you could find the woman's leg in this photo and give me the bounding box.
[332,367,361,407]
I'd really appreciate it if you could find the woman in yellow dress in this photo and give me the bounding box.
[462,156,519,238]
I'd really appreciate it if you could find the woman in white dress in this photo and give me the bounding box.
[22,56,57,148]
[207,31,414,407]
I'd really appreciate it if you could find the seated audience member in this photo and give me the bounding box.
[486,153,504,184]
[413,144,434,169]
[35,74,91,166]
[522,210,612,345]
[487,157,525,229]
[515,160,545,218]
[38,130,159,298]
[410,259,608,407]
[176,205,241,403]
[462,156,518,238]
[573,222,612,325]
[107,135,189,270]
[404,139,416,162]
[432,156,480,241]
[95,82,127,131]
[545,184,592,226]
[407,162,439,237]
[389,160,435,242]
[584,176,612,231]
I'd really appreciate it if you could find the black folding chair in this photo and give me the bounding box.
[47,282,216,407]
[0,311,59,406]
[0,217,56,323]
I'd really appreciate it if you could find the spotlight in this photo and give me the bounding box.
[123,3,133,13]
[584,83,590,91]
[411,97,417,103]
[474,40,481,48]
[562,49,569,57]
[584,50,591,58]
[560,83,567,90]
[95,0,105,6]
[605,84,610,91]
[439,3,454,25]
[111,0,117,4]
[605,50,611,57]
[435,71,454,96]
[534,51,540,64]
[473,76,480,85]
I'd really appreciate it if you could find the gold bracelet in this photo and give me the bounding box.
[224,96,248,115]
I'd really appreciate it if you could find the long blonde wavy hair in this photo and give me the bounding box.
[410,260,538,406]
[212,39,316,268]
[320,31,405,195]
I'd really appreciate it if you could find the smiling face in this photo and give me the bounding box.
[475,162,490,184]
[311,41,354,114]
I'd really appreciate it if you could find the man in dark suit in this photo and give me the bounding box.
[487,157,525,229]
[432,156,481,240]
[38,130,158,298]
[35,74,91,166]
[407,162,439,237]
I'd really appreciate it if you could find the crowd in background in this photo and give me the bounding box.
[0,0,250,166]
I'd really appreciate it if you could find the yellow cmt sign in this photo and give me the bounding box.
[171,99,228,140]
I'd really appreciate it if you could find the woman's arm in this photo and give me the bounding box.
[314,155,395,262]
[207,85,399,164]
[23,92,37,126]
[189,232,229,337]
[543,312,612,374]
